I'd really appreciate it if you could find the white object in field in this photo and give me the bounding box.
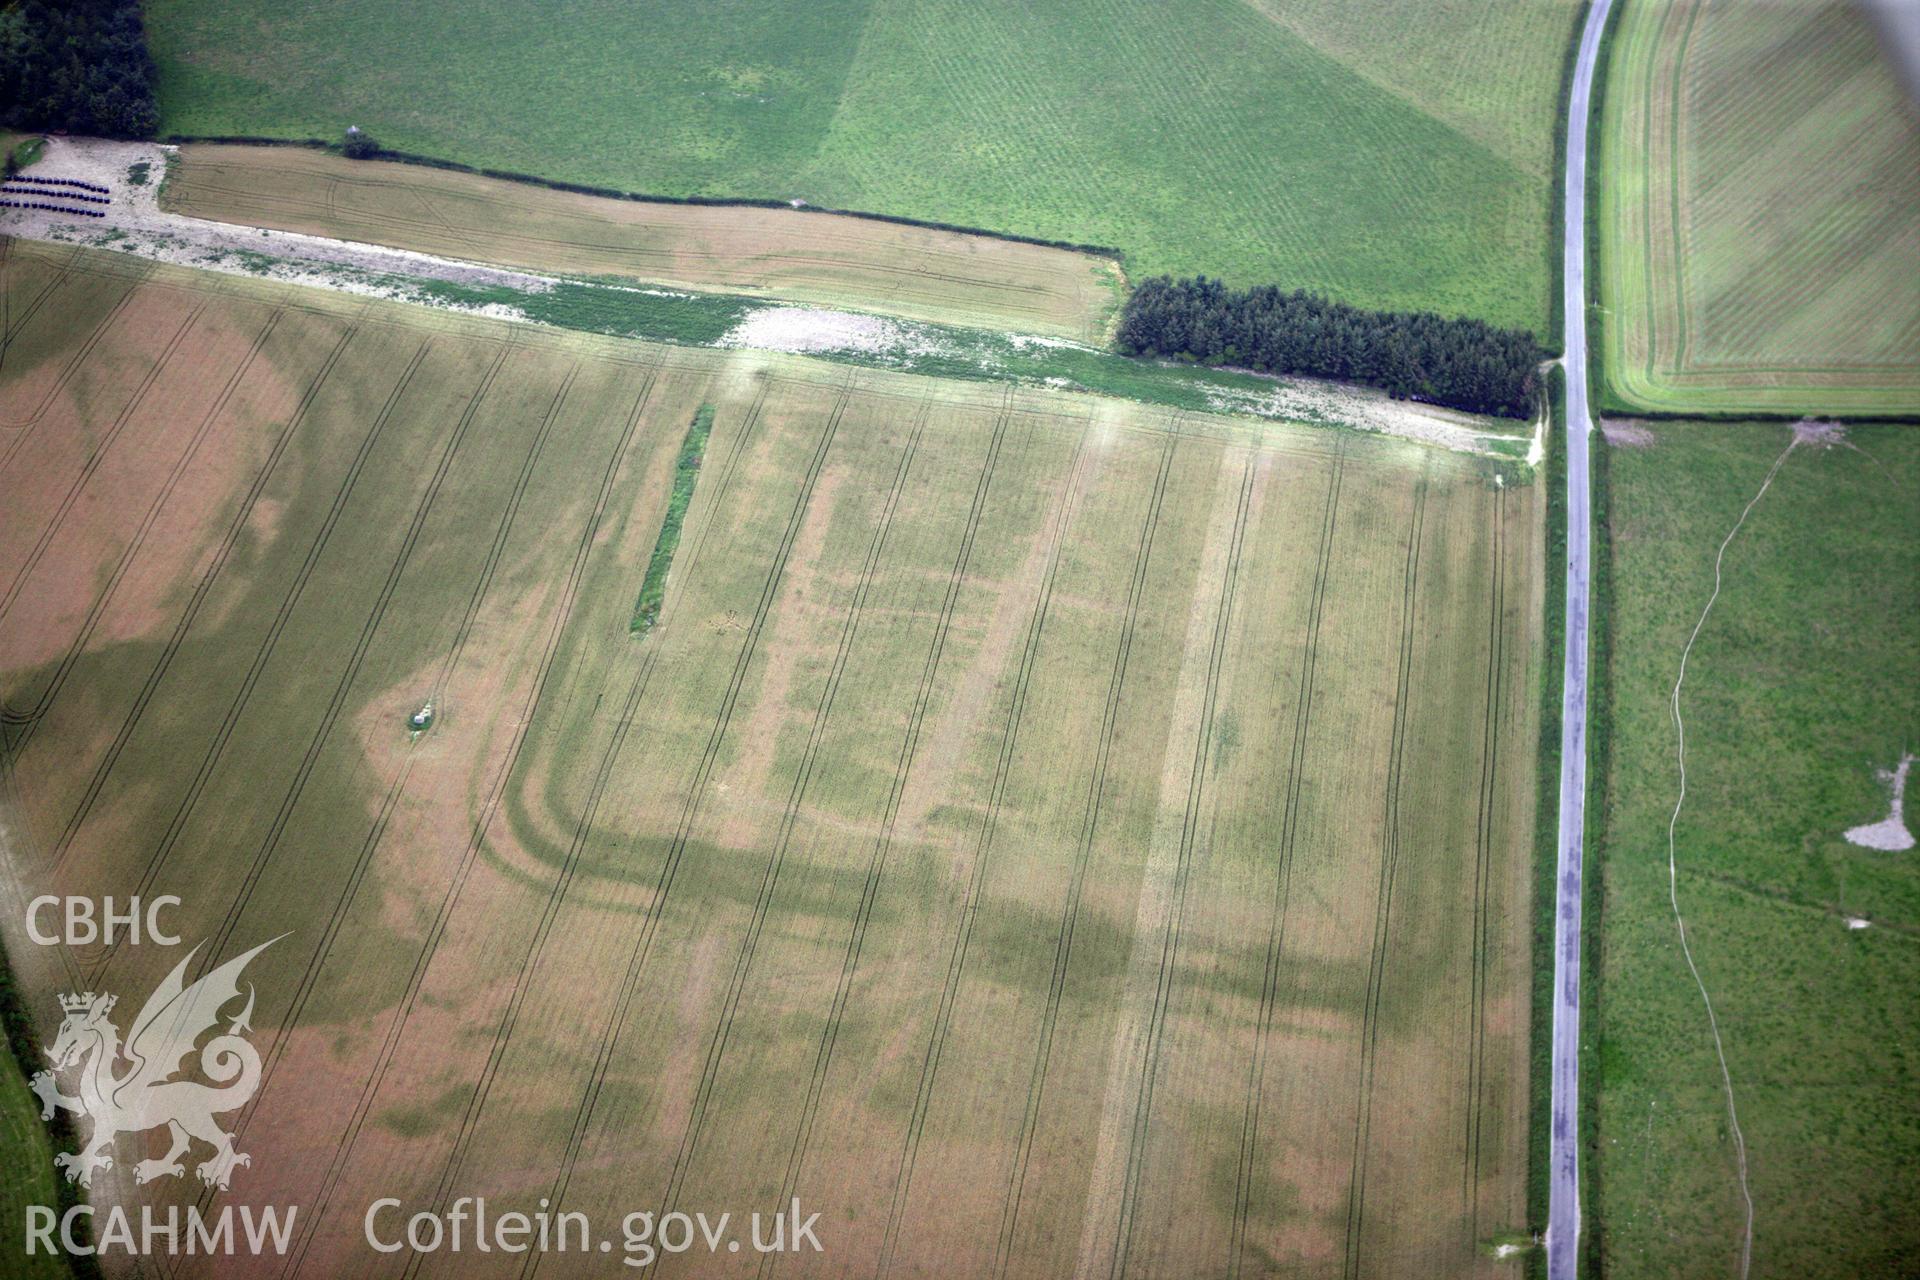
[1844,753,1915,852]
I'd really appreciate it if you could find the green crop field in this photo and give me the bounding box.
[1597,0,1920,415]
[146,0,1578,335]
[0,239,1543,1277]
[1592,420,1920,1276]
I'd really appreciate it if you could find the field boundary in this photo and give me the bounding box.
[281,361,674,1273]
[1343,474,1430,1278]
[2,236,1545,1274]
[4,142,1538,462]
[1230,448,1344,1279]
[1103,448,1255,1279]
[508,386,853,1262]
[995,424,1179,1276]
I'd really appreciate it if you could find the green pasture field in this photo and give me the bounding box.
[1597,0,1920,415]
[1592,420,1920,1276]
[145,0,1579,334]
[0,239,1543,1276]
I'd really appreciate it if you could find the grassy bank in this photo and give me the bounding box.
[1580,419,1613,1280]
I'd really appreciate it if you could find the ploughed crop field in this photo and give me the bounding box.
[1,240,1542,1277]
[146,0,1579,335]
[162,145,1124,342]
[1597,0,1920,415]
[1592,422,1920,1277]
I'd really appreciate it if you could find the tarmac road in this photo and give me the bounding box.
[1547,2,1615,1277]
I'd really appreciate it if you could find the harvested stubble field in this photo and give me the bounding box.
[162,145,1124,342]
[1,239,1542,1277]
[1597,0,1920,415]
[147,0,1578,334]
[1593,422,1920,1276]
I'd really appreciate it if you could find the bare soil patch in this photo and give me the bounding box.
[1793,418,1849,448]
[1601,418,1657,447]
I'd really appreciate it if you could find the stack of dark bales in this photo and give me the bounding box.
[0,176,111,217]
[11,175,110,195]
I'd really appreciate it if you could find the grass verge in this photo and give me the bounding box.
[0,938,86,1278]
[1580,418,1613,1280]
[1526,363,1567,1278]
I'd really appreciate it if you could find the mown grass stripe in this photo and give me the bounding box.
[630,403,715,634]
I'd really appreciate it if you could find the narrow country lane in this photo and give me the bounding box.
[1548,1,1615,1277]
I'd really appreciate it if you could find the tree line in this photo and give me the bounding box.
[1117,276,1543,418]
[0,0,159,139]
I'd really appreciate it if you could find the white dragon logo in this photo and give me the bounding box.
[29,937,278,1191]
